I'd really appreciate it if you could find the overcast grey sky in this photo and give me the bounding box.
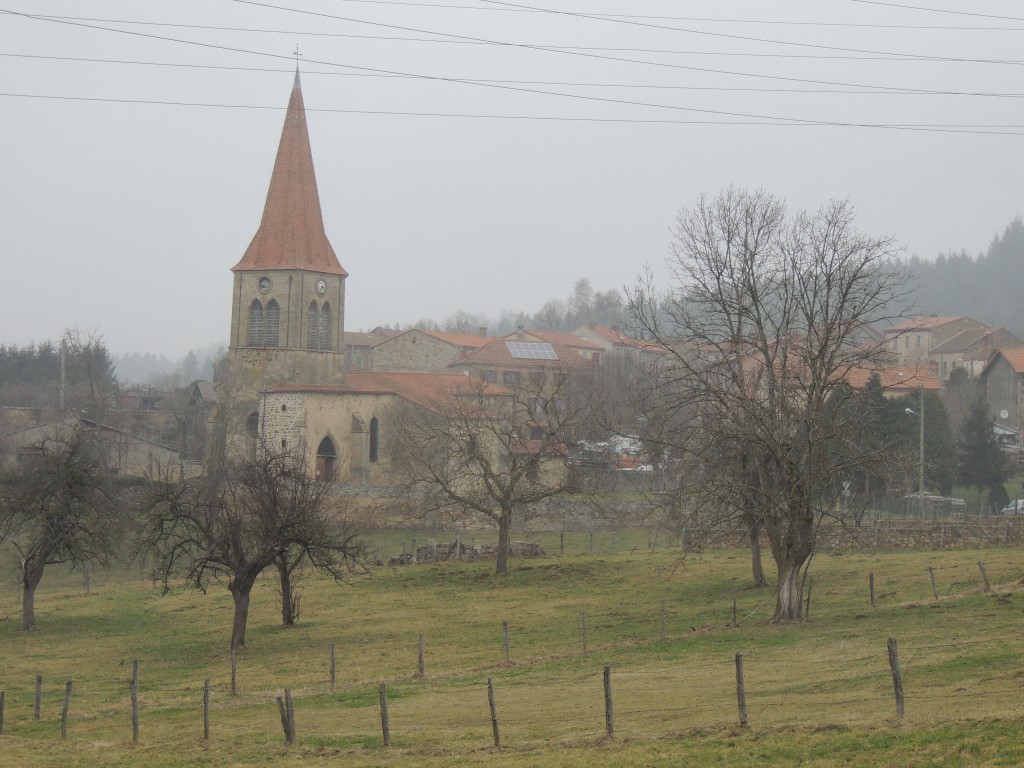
[2,1,1022,356]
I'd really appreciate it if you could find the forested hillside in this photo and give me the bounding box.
[904,218,1024,334]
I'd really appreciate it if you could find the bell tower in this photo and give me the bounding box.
[224,69,347,390]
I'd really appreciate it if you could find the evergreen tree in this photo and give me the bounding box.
[957,396,1009,511]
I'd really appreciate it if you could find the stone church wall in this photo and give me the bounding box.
[373,332,460,372]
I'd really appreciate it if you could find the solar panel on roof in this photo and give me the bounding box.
[505,341,558,360]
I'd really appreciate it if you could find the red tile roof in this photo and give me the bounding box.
[232,71,346,276]
[845,366,941,392]
[984,347,1024,374]
[501,329,602,351]
[454,339,594,368]
[884,316,964,333]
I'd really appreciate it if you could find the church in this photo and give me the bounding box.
[217,70,587,484]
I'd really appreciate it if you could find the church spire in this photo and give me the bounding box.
[232,71,346,276]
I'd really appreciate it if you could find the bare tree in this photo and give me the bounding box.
[389,369,589,574]
[143,448,363,649]
[629,188,908,622]
[0,422,122,629]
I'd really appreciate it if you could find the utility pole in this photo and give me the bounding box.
[919,387,925,519]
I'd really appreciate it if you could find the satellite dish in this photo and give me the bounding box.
[1000,409,1010,420]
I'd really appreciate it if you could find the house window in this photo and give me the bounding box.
[530,426,544,440]
[246,411,259,438]
[247,299,264,346]
[320,303,331,350]
[369,417,379,462]
[530,371,545,387]
[316,436,337,481]
[481,370,496,384]
[503,370,520,386]
[307,302,319,349]
[265,299,280,347]
[527,462,539,482]
[915,335,922,349]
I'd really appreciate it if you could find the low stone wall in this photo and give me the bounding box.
[330,486,1024,552]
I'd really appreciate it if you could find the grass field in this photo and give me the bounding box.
[1,533,1024,767]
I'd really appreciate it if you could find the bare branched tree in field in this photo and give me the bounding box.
[389,370,589,575]
[143,448,363,649]
[629,187,909,622]
[0,422,122,630]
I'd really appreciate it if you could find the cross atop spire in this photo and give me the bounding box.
[293,45,302,89]
[232,74,346,276]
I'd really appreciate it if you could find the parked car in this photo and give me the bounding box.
[1000,499,1024,515]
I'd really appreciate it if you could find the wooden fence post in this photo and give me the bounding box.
[0,690,5,736]
[805,577,813,619]
[130,659,139,745]
[61,680,72,739]
[977,561,991,593]
[34,674,42,721]
[285,688,296,744]
[502,621,510,663]
[379,683,391,747]
[560,531,564,555]
[275,695,289,743]
[487,677,500,749]
[660,599,666,640]
[330,643,336,691]
[603,666,614,740]
[735,653,748,727]
[581,609,588,651]
[887,638,905,718]
[732,597,737,627]
[203,678,210,741]
[230,649,237,697]
[870,572,876,609]
[418,634,425,678]
[588,531,594,554]
[927,566,939,601]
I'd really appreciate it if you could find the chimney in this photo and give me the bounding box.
[516,325,526,341]
[479,326,488,338]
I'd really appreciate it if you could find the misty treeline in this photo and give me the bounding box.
[112,344,223,387]
[409,277,627,335]
[900,217,1024,334]
[0,329,117,415]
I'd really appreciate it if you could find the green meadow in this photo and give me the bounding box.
[1,532,1023,767]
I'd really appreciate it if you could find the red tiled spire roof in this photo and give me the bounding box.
[232,70,346,276]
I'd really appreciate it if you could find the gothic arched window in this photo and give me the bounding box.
[247,299,264,347]
[265,299,280,347]
[319,303,331,351]
[316,436,337,481]
[307,301,319,349]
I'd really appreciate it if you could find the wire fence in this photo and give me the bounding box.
[2,615,1021,752]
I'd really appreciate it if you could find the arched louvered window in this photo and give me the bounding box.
[319,303,331,351]
[316,435,338,481]
[247,299,264,347]
[265,299,280,347]
[307,301,319,349]
[369,417,379,463]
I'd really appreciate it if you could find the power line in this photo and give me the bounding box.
[5,53,1020,99]
[275,0,1024,29]
[476,0,1024,65]
[3,92,1022,136]
[19,15,1022,64]
[5,6,1010,100]
[4,9,1018,133]
[847,0,1024,23]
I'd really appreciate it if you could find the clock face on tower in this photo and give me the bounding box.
[315,279,327,296]
[258,277,271,293]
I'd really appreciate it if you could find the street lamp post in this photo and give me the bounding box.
[905,388,925,518]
